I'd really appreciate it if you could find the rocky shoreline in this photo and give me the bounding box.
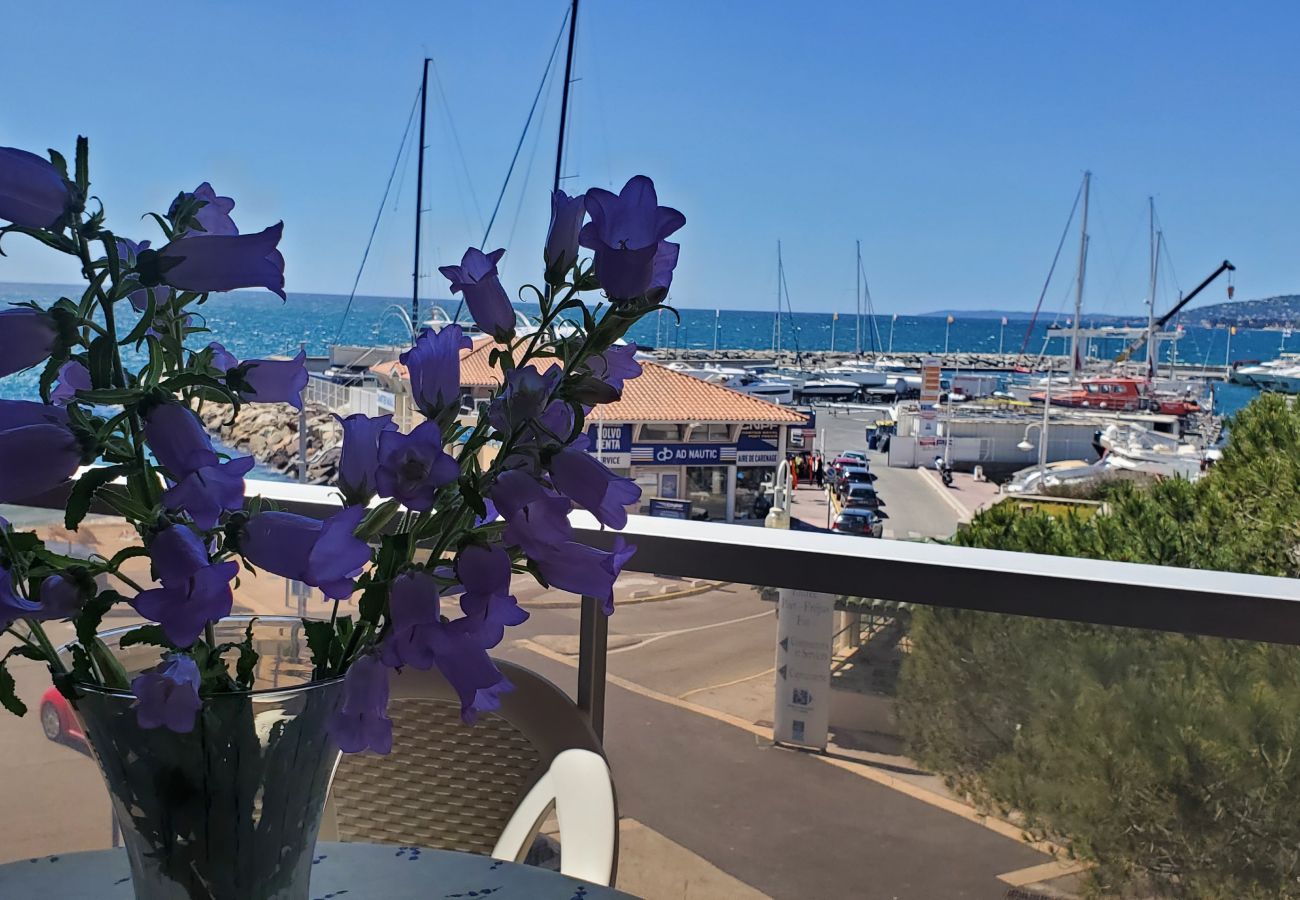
[196,402,342,485]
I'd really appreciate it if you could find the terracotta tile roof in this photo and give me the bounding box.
[372,337,805,425]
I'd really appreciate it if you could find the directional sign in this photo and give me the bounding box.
[773,588,836,749]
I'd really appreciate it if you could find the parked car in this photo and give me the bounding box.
[839,450,869,464]
[832,508,883,537]
[39,686,88,751]
[842,483,882,510]
[835,466,876,495]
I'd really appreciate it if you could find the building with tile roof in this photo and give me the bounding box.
[371,338,811,522]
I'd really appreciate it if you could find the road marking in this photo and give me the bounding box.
[917,467,972,521]
[607,609,775,655]
[515,638,1062,859]
[678,666,775,699]
[996,858,1092,887]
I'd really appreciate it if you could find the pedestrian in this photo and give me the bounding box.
[814,456,825,489]
[790,457,799,492]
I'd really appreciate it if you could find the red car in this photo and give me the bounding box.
[39,686,89,752]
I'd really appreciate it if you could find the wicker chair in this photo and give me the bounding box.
[321,658,618,886]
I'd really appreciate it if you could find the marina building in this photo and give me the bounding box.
[370,339,807,522]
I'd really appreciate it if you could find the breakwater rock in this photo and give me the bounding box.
[196,402,342,485]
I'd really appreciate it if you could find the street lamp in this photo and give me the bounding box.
[1016,374,1053,488]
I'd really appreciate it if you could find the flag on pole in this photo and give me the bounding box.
[946,315,955,325]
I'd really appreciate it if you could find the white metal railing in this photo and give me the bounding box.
[15,474,1300,733]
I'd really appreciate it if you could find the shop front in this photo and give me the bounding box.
[585,422,783,522]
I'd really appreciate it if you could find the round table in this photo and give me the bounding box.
[0,841,638,899]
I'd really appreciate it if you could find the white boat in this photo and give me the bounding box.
[1003,423,1205,493]
[667,365,796,405]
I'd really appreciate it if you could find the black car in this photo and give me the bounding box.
[842,483,882,510]
[832,508,883,537]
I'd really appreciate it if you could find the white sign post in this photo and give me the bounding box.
[773,588,836,749]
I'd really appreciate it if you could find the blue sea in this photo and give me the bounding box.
[0,281,1276,417]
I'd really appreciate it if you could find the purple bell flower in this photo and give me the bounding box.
[547,440,641,529]
[149,223,286,300]
[579,176,685,301]
[535,537,636,614]
[117,239,168,311]
[490,470,574,558]
[456,543,529,640]
[374,420,459,512]
[145,400,218,475]
[131,525,238,646]
[162,457,255,530]
[401,325,471,418]
[0,569,85,633]
[647,241,680,303]
[131,654,203,733]
[207,342,240,374]
[588,343,641,394]
[329,653,393,754]
[0,147,70,229]
[49,361,91,406]
[439,248,515,341]
[488,365,563,436]
[0,567,40,632]
[544,189,586,283]
[336,413,397,506]
[382,569,444,670]
[0,401,82,503]
[0,308,58,378]
[169,182,237,237]
[240,505,371,600]
[236,350,308,409]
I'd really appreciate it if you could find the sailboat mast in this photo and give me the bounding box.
[553,0,580,193]
[412,58,430,330]
[774,241,783,353]
[855,240,862,356]
[1146,196,1159,380]
[1070,170,1091,382]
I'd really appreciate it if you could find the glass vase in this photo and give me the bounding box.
[68,617,343,900]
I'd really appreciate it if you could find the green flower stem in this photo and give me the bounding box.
[21,619,68,677]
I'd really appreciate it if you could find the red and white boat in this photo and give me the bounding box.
[1029,377,1200,416]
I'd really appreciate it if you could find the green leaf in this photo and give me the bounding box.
[118,625,172,651]
[65,465,130,531]
[120,288,157,346]
[235,618,259,689]
[303,619,336,677]
[0,224,77,256]
[37,355,63,405]
[74,387,138,405]
[105,545,149,571]
[87,334,115,390]
[47,149,69,179]
[0,660,26,717]
[101,232,121,284]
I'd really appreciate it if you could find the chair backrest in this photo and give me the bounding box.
[323,658,618,886]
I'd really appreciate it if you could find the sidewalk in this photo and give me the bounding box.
[916,468,1002,522]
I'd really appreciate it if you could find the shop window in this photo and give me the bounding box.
[688,424,733,442]
[639,423,682,442]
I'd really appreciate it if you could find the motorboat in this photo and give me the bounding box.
[1029,376,1200,417]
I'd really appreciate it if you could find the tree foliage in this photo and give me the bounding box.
[897,394,1300,898]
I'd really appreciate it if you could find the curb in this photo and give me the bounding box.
[918,468,973,521]
[526,580,730,610]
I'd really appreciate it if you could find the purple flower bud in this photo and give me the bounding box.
[0,566,41,632]
[588,343,642,394]
[237,350,308,409]
[545,190,586,283]
[240,505,371,600]
[49,360,91,406]
[336,413,397,507]
[0,308,58,378]
[37,574,84,621]
[375,421,459,512]
[401,326,471,418]
[381,569,444,670]
[547,442,641,529]
[535,537,636,614]
[0,147,70,229]
[131,526,238,646]
[438,248,515,341]
[149,223,286,300]
[329,654,393,754]
[0,401,82,503]
[144,400,220,475]
[131,654,202,733]
[169,182,237,237]
[207,342,239,374]
[579,176,685,301]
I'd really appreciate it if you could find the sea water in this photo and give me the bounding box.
[0,281,1271,417]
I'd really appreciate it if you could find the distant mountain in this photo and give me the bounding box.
[1185,294,1300,328]
[919,308,1139,324]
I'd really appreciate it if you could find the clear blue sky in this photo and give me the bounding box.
[3,1,1298,316]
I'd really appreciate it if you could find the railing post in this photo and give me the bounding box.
[576,594,608,741]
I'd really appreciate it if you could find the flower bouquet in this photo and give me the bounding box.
[0,138,683,899]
